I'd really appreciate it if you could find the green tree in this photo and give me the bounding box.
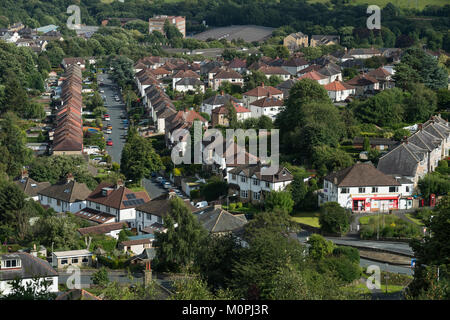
[154,197,208,273]
[319,202,352,235]
[170,276,214,300]
[120,128,163,184]
[307,234,334,260]
[264,190,294,214]
[404,84,437,123]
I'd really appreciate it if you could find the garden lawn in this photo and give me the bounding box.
[291,211,321,228]
[405,213,425,226]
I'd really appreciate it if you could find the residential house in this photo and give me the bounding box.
[61,57,86,70]
[194,206,248,236]
[310,35,340,47]
[0,252,58,296]
[174,77,205,93]
[212,69,244,90]
[201,93,242,116]
[257,66,291,81]
[38,174,91,213]
[135,192,201,232]
[348,48,382,60]
[323,81,355,102]
[281,57,309,76]
[52,250,93,269]
[227,58,247,74]
[276,79,298,98]
[367,67,395,90]
[227,163,294,203]
[119,234,155,255]
[14,170,51,201]
[298,71,329,85]
[171,70,200,88]
[318,63,343,83]
[319,163,413,212]
[242,84,283,109]
[211,102,252,127]
[283,32,309,50]
[83,181,151,228]
[249,96,284,121]
[345,74,379,96]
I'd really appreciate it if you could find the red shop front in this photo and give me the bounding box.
[352,196,399,212]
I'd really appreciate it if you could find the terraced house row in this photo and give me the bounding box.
[51,65,83,155]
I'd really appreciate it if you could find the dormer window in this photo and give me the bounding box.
[1,258,21,269]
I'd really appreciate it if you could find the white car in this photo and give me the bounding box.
[92,157,103,162]
[195,201,208,209]
[106,129,112,134]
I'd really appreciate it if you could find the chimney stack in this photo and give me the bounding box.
[66,173,74,182]
[261,82,264,88]
[116,179,124,189]
[418,124,423,131]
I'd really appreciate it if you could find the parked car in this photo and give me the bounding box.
[106,139,113,146]
[163,182,172,189]
[104,114,110,121]
[106,129,112,134]
[92,157,103,162]
[155,177,164,183]
[195,201,208,209]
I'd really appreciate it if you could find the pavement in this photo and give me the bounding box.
[97,73,165,200]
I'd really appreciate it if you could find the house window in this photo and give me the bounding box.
[61,259,68,265]
[253,192,260,200]
[265,182,270,188]
[241,176,247,183]
[341,188,349,194]
[240,190,248,198]
[372,187,378,193]
[96,204,100,210]
[82,257,89,263]
[72,258,78,264]
[389,186,399,192]
[157,216,162,224]
[406,186,410,193]
[57,199,61,206]
[106,207,110,213]
[232,174,236,180]
[253,179,260,186]
[2,259,21,269]
[146,213,151,221]
[358,187,366,193]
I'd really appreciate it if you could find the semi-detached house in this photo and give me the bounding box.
[319,163,414,212]
[227,163,294,203]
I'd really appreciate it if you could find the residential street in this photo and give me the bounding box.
[97,73,164,199]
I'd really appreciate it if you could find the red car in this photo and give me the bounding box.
[106,139,113,146]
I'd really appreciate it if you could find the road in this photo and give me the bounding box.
[97,73,165,199]
[297,231,414,274]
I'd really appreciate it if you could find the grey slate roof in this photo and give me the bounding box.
[38,179,91,203]
[203,94,240,106]
[377,143,427,177]
[195,207,248,234]
[14,177,51,198]
[0,252,57,281]
[325,163,400,187]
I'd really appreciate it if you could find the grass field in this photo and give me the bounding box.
[291,211,321,228]
[310,0,448,10]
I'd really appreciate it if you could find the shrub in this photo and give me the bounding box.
[325,257,361,283]
[190,189,200,200]
[332,246,360,264]
[236,202,243,209]
[91,267,109,286]
[229,203,237,210]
